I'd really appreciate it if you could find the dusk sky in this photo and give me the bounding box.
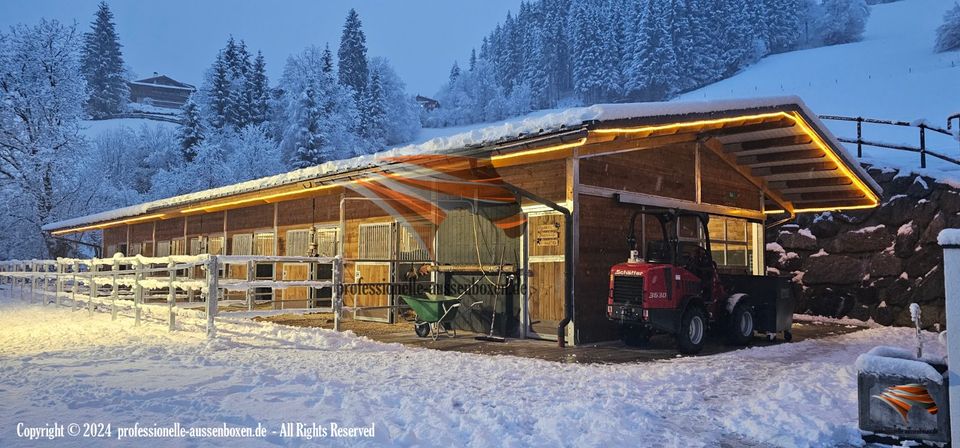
[0,0,524,96]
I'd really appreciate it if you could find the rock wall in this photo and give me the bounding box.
[766,164,959,329]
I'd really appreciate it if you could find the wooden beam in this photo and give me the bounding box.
[752,161,838,177]
[744,156,828,169]
[729,142,818,157]
[769,177,853,190]
[577,132,698,159]
[737,148,825,165]
[715,125,799,145]
[785,190,867,202]
[763,169,845,182]
[578,184,766,221]
[702,137,794,215]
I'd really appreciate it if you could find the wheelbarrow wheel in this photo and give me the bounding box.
[414,321,431,338]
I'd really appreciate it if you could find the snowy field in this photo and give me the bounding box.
[0,292,944,448]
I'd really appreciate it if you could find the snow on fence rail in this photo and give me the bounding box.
[0,255,344,338]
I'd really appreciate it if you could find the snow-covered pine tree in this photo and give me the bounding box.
[177,98,204,162]
[569,1,610,104]
[226,39,252,128]
[206,51,231,129]
[360,69,388,150]
[449,61,461,83]
[338,9,369,102]
[716,0,757,77]
[935,2,960,52]
[0,19,87,257]
[244,51,270,126]
[469,48,477,71]
[816,0,870,46]
[629,0,679,100]
[541,0,571,105]
[80,1,128,118]
[368,57,421,145]
[763,0,805,54]
[292,88,326,168]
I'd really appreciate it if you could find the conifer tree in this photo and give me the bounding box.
[80,2,128,117]
[177,98,204,162]
[338,9,369,101]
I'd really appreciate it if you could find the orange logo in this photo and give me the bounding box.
[873,384,938,423]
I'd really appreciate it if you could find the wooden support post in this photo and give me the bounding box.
[939,236,960,444]
[134,259,143,326]
[167,261,176,331]
[111,259,119,320]
[333,257,343,332]
[205,255,218,339]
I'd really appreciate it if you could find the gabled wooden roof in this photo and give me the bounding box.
[44,97,881,234]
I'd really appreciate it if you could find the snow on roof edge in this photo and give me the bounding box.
[45,95,860,231]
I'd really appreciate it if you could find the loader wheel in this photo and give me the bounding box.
[727,302,755,346]
[677,306,706,354]
[783,330,793,342]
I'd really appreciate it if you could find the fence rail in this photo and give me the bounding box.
[0,255,344,338]
[820,114,960,169]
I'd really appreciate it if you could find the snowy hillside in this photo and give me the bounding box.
[80,118,177,138]
[676,0,960,177]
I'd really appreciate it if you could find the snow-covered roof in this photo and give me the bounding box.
[44,96,878,232]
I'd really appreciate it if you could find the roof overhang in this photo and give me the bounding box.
[44,97,881,235]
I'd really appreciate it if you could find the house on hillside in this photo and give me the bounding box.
[127,74,196,109]
[416,95,440,111]
[43,96,881,345]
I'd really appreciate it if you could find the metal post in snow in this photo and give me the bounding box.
[856,117,863,158]
[920,124,927,169]
[205,255,218,339]
[167,261,176,332]
[29,262,35,304]
[246,260,254,311]
[939,232,960,445]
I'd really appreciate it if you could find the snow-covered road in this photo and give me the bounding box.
[0,297,940,447]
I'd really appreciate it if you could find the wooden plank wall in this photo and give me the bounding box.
[579,144,697,202]
[699,148,763,210]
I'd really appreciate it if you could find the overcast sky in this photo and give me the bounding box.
[0,0,523,96]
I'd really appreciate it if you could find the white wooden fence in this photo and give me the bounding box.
[0,255,343,338]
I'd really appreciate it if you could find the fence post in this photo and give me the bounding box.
[205,255,218,339]
[29,262,35,304]
[111,259,119,321]
[88,263,97,316]
[134,259,143,326]
[56,260,63,307]
[856,117,863,158]
[72,261,79,310]
[168,261,176,332]
[246,260,254,311]
[920,124,927,169]
[939,231,960,444]
[333,257,343,332]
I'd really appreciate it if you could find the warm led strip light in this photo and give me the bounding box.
[489,137,588,162]
[50,213,167,236]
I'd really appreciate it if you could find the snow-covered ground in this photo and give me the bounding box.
[677,0,960,180]
[0,293,944,447]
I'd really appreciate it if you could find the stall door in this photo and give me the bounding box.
[281,229,311,309]
[526,213,566,339]
[353,223,392,321]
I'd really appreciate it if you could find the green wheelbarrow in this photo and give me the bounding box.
[399,294,461,340]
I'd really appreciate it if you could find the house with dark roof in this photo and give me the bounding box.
[127,74,196,109]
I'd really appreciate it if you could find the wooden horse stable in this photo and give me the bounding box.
[44,97,881,345]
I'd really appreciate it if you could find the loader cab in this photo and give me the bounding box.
[626,208,719,299]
